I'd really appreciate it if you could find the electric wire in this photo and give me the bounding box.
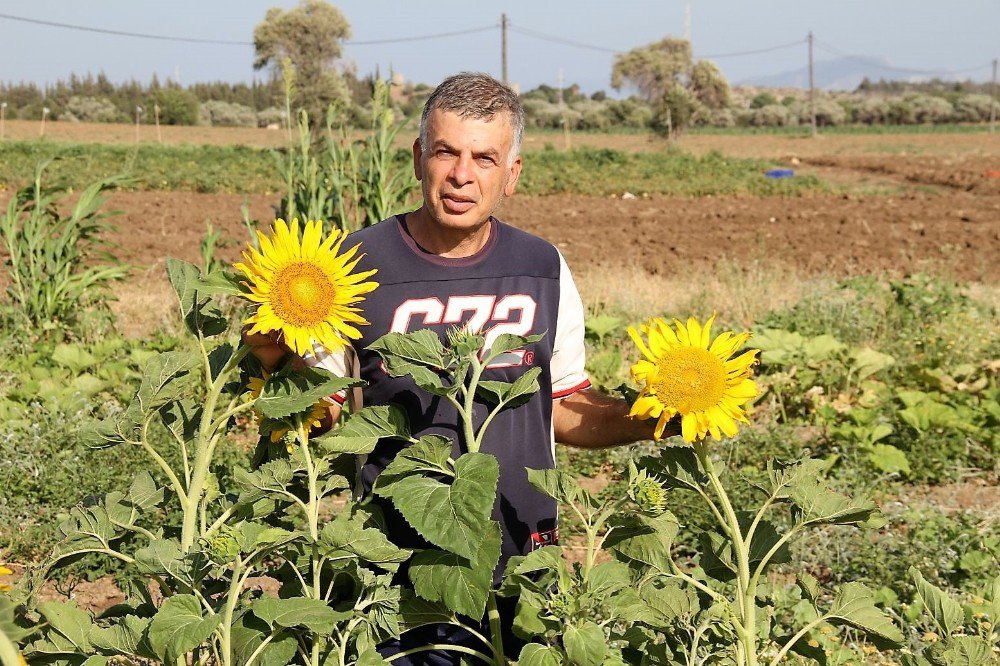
[0,12,496,47]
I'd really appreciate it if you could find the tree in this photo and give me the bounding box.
[611,37,729,137]
[253,0,352,124]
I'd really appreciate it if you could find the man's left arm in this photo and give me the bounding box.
[553,389,679,448]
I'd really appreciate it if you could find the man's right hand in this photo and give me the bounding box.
[242,328,296,373]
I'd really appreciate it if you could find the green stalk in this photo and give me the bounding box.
[297,417,324,666]
[486,592,506,665]
[181,344,250,550]
[694,442,758,666]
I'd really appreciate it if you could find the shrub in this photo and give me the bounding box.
[751,103,795,127]
[200,100,257,127]
[909,94,954,123]
[952,93,993,122]
[150,87,199,125]
[852,97,892,124]
[62,96,123,123]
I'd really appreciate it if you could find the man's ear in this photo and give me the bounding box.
[504,154,522,197]
[412,138,423,181]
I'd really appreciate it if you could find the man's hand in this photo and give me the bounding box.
[241,327,300,373]
[552,389,679,448]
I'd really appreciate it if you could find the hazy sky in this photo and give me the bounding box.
[1,1,997,93]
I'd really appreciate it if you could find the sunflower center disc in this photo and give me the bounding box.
[652,347,727,414]
[273,262,335,326]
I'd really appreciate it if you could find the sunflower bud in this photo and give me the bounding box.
[629,471,668,515]
[207,531,241,564]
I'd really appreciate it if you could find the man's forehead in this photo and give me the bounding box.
[426,108,515,141]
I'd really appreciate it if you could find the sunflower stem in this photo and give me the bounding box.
[695,442,758,666]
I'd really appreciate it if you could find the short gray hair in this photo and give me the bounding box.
[419,72,524,165]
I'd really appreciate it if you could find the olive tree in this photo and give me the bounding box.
[611,37,730,137]
[253,0,352,124]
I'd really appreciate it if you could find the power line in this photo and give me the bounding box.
[510,23,807,60]
[0,11,252,45]
[698,39,805,59]
[508,24,619,54]
[0,11,496,47]
[348,24,497,45]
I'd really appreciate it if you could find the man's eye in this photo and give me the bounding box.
[476,157,497,167]
[436,150,455,158]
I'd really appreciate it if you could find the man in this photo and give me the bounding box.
[246,72,677,661]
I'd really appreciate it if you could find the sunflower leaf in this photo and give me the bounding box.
[909,567,964,637]
[255,366,362,420]
[408,523,501,618]
[605,512,679,573]
[337,404,411,440]
[148,594,223,662]
[827,582,904,646]
[476,367,542,408]
[166,259,228,338]
[376,450,498,561]
[368,330,452,396]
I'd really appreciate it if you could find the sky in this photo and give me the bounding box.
[1,1,997,94]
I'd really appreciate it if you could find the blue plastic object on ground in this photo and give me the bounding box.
[764,168,795,179]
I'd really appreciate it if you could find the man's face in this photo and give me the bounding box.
[413,108,522,232]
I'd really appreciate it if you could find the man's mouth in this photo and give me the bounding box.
[441,194,476,214]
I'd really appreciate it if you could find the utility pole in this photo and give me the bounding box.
[558,69,570,149]
[501,14,508,84]
[808,31,817,137]
[991,58,997,134]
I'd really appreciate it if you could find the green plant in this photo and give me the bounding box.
[0,160,129,333]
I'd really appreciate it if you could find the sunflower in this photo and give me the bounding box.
[0,565,12,592]
[235,218,379,357]
[247,374,327,451]
[628,313,758,443]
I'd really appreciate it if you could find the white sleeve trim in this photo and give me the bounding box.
[550,249,590,399]
[305,345,357,404]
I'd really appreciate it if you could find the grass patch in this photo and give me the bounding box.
[0,140,827,197]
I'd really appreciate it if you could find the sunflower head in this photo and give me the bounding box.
[628,313,758,444]
[234,218,379,357]
[0,565,12,592]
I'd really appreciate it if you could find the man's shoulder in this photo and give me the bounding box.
[346,216,398,244]
[494,218,561,272]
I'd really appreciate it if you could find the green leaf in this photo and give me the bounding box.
[313,433,380,455]
[375,435,453,485]
[367,330,451,396]
[148,595,223,662]
[397,591,456,632]
[639,581,698,625]
[476,367,542,409]
[525,467,588,507]
[255,366,361,420]
[378,452,499,561]
[564,621,608,666]
[196,268,245,296]
[827,582,904,646]
[928,636,994,665]
[320,513,411,572]
[126,471,165,511]
[605,512,679,573]
[409,523,501,618]
[585,314,621,342]
[485,332,545,358]
[851,347,895,379]
[166,258,228,337]
[230,612,298,666]
[52,343,97,373]
[797,573,821,606]
[89,615,155,659]
[337,404,410,440]
[910,567,964,637]
[518,643,563,666]
[644,448,707,493]
[790,481,877,527]
[136,351,198,413]
[37,601,94,652]
[235,459,296,504]
[250,597,342,635]
[868,444,911,476]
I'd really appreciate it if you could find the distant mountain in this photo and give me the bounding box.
[738,56,920,91]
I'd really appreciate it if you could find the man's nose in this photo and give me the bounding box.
[449,153,474,185]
